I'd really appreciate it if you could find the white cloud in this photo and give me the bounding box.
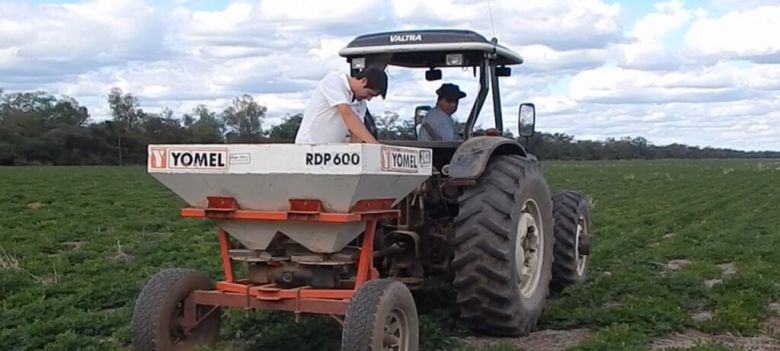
[0,0,170,70]
[1,0,779,151]
[614,1,694,70]
[393,0,624,50]
[568,62,780,104]
[685,5,780,63]
[518,45,608,74]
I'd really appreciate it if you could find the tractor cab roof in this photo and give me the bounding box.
[338,29,523,68]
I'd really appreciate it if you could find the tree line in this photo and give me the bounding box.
[0,88,777,166]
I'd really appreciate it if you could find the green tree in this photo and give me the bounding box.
[222,94,266,142]
[107,87,142,129]
[0,91,94,165]
[373,111,416,140]
[267,113,302,141]
[187,105,224,143]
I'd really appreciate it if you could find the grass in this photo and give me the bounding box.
[1,159,779,350]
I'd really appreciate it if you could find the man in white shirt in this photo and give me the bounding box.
[295,67,387,144]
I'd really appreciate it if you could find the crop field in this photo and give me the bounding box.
[1,159,779,350]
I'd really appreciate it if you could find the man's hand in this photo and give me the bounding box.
[337,104,379,144]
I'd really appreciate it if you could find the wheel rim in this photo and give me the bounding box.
[515,199,543,299]
[382,307,409,351]
[576,215,588,276]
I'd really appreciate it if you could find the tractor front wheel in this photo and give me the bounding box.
[452,155,554,336]
[550,191,592,294]
[342,279,419,351]
[131,268,221,351]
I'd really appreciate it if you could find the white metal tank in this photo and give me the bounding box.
[148,143,433,253]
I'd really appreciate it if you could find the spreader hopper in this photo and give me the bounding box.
[148,143,432,253]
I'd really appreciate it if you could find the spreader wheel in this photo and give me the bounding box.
[341,279,419,351]
[131,268,221,351]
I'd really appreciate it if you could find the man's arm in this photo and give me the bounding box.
[336,104,379,144]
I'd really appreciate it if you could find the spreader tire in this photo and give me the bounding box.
[342,279,419,351]
[452,155,554,336]
[550,191,591,293]
[131,268,221,351]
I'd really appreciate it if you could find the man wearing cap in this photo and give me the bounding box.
[417,83,466,141]
[295,67,387,144]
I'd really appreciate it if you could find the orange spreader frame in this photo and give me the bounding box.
[179,196,398,324]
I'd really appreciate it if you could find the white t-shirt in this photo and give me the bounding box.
[295,71,367,144]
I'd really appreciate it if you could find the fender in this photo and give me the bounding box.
[447,136,529,182]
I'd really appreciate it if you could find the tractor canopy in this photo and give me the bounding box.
[338,29,523,68]
[339,29,532,140]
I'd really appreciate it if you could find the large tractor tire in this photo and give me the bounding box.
[550,191,591,294]
[131,268,221,351]
[452,155,554,336]
[342,279,419,351]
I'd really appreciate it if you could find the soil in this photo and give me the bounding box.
[461,329,592,351]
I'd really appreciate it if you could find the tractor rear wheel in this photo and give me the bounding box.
[342,279,419,351]
[550,191,591,294]
[131,268,221,351]
[452,155,554,336]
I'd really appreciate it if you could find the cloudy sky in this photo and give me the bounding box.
[1,0,779,151]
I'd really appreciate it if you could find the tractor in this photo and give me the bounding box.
[132,29,592,351]
[348,28,593,336]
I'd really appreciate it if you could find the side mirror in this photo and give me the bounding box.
[414,105,431,139]
[425,69,442,81]
[518,103,535,137]
[496,66,511,77]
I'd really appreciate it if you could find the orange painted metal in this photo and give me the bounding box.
[192,290,349,315]
[180,197,399,317]
[182,198,399,222]
[206,196,238,211]
[181,208,371,222]
[217,228,235,282]
[216,281,355,300]
[288,199,323,213]
[350,198,395,212]
[354,219,376,289]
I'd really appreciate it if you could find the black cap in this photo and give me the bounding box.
[436,83,466,100]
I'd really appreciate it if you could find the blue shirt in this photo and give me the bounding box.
[417,107,459,141]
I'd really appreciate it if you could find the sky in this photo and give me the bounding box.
[1,0,779,151]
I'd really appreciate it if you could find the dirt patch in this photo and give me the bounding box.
[691,310,713,322]
[717,262,737,277]
[110,240,133,263]
[461,329,592,351]
[0,244,20,271]
[651,330,779,350]
[62,241,86,251]
[26,202,43,209]
[99,307,120,314]
[763,302,780,337]
[665,259,691,271]
[704,279,723,288]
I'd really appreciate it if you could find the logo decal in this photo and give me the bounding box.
[419,149,432,167]
[390,34,422,43]
[381,147,418,173]
[150,147,229,171]
[149,148,167,169]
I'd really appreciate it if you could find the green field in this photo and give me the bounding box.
[2,159,779,350]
